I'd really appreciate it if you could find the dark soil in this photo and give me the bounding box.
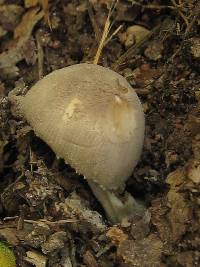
[0,1,200,266]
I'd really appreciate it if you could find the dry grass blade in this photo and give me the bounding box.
[93,0,118,65]
[104,24,123,46]
[93,7,112,64]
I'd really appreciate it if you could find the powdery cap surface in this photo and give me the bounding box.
[21,63,145,190]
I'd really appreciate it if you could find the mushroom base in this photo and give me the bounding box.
[88,181,146,224]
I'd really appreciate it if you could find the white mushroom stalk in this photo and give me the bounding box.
[10,63,145,223]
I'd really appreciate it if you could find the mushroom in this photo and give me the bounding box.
[11,63,145,223]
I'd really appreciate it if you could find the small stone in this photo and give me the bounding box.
[119,25,150,49]
[144,41,164,61]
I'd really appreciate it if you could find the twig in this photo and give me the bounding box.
[29,147,34,174]
[170,0,184,8]
[36,30,44,79]
[171,0,190,25]
[24,219,78,225]
[165,2,200,66]
[184,4,200,36]
[3,216,19,221]
[131,1,176,10]
[133,1,190,27]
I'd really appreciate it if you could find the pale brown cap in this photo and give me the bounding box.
[21,63,145,191]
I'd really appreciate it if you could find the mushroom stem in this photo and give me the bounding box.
[88,181,146,223]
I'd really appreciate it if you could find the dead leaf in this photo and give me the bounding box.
[0,4,24,31]
[40,0,51,28]
[130,211,151,240]
[151,153,200,249]
[24,250,47,267]
[24,0,50,27]
[186,159,200,184]
[117,235,164,267]
[0,7,43,77]
[0,227,19,246]
[83,250,99,267]
[132,64,163,88]
[150,198,170,242]
[24,0,39,8]
[106,226,128,246]
[14,7,43,39]
[166,168,186,188]
[167,189,191,242]
[166,169,192,241]
[41,231,67,254]
[55,192,106,234]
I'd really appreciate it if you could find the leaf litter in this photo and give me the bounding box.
[0,0,200,266]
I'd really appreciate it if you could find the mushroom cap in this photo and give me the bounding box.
[21,63,145,190]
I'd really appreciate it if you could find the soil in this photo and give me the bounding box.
[0,0,200,266]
